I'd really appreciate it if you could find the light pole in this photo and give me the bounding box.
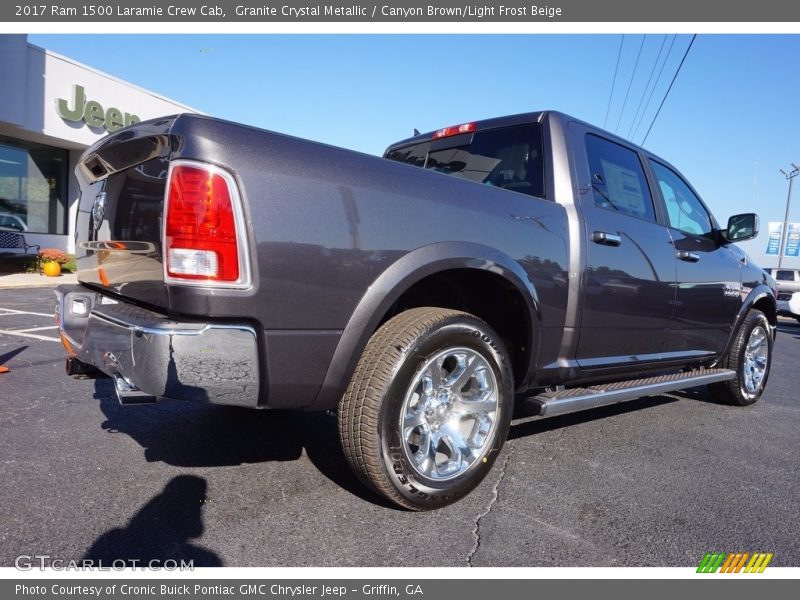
[778,164,799,269]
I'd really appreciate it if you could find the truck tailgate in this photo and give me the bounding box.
[75,118,175,308]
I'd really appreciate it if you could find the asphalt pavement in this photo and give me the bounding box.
[0,287,798,567]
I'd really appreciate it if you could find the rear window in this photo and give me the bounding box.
[385,124,545,199]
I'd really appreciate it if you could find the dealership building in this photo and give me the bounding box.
[0,34,196,255]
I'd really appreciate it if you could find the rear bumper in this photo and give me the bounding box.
[55,285,260,407]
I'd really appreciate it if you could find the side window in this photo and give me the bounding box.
[776,270,795,282]
[649,160,712,236]
[585,134,656,222]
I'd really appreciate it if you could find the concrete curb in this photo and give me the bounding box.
[0,272,78,289]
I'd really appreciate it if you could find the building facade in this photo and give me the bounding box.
[0,35,196,254]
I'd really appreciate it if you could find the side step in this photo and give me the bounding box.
[523,368,736,417]
[112,374,158,405]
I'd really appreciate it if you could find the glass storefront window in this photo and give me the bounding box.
[0,138,69,235]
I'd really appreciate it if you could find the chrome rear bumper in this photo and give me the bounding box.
[55,285,260,407]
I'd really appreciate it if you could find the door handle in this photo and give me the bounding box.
[591,231,622,247]
[676,250,700,262]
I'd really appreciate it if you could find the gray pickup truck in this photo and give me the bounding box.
[56,111,776,510]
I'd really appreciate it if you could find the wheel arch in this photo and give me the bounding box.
[715,285,777,364]
[311,242,542,410]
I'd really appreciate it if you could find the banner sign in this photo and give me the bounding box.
[785,222,800,257]
[766,222,782,256]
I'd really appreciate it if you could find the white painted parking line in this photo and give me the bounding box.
[0,307,60,341]
[0,329,60,342]
[0,308,56,318]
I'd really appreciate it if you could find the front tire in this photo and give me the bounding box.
[709,309,772,406]
[338,307,514,510]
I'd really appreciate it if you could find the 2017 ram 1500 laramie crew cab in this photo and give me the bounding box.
[56,111,776,510]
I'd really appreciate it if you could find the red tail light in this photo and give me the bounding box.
[432,122,477,139]
[164,162,247,286]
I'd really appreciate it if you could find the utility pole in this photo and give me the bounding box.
[778,164,799,268]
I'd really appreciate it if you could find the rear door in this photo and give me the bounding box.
[570,124,677,367]
[647,159,742,355]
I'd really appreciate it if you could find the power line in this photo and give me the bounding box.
[603,34,625,129]
[626,34,668,139]
[631,34,677,141]
[641,34,698,145]
[614,34,646,134]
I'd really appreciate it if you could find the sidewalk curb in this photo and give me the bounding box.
[0,273,78,289]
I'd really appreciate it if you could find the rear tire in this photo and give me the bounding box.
[709,309,772,406]
[338,307,513,510]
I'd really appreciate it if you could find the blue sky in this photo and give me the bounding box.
[31,34,800,268]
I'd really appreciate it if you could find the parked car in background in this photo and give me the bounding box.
[764,268,800,293]
[764,268,800,322]
[0,213,27,232]
[776,289,800,323]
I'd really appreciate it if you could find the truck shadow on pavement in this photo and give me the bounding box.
[83,475,222,567]
[92,379,395,508]
[776,321,800,340]
[93,380,688,508]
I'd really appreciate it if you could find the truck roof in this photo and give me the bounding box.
[385,110,652,157]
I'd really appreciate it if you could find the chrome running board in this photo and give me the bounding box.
[524,368,736,417]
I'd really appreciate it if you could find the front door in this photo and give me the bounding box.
[647,159,742,355]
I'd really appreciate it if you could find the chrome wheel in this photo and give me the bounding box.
[399,347,499,481]
[340,308,513,509]
[743,324,768,394]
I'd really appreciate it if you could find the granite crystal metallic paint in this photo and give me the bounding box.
[61,111,775,410]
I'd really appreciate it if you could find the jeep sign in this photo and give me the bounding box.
[56,84,141,133]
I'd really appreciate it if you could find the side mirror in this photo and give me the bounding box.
[723,213,759,242]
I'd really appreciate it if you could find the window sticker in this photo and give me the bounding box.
[600,158,645,215]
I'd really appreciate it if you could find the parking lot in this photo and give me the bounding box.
[0,285,799,568]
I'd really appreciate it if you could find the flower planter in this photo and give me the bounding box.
[39,248,69,277]
[42,261,61,277]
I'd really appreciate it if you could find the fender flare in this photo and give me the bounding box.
[716,284,777,362]
[311,241,542,409]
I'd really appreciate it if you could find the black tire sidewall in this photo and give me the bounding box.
[377,318,513,509]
